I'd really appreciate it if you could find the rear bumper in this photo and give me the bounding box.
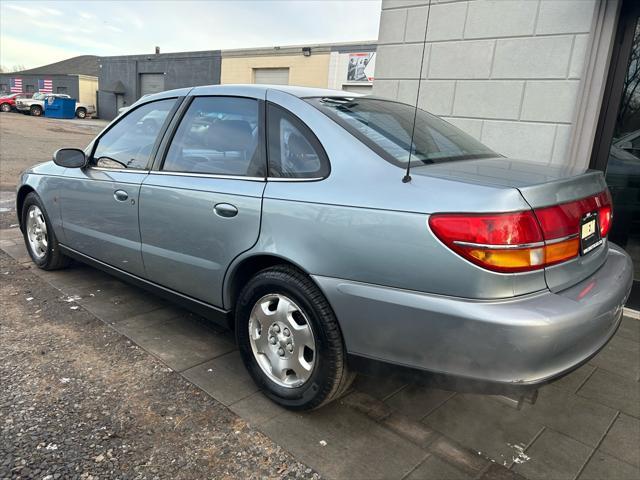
[314,243,632,387]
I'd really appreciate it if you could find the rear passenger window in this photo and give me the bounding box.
[267,103,329,178]
[163,97,264,177]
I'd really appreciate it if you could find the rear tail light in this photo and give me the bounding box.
[429,189,613,273]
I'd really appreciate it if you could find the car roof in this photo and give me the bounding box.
[143,84,360,103]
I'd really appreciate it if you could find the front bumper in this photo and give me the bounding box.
[314,244,632,387]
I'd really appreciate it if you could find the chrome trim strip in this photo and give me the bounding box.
[147,171,324,182]
[267,177,325,182]
[453,240,546,250]
[453,233,579,250]
[89,167,149,173]
[148,171,265,181]
[545,233,579,245]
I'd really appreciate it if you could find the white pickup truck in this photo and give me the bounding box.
[16,93,96,119]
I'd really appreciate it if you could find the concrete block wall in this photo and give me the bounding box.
[373,0,598,164]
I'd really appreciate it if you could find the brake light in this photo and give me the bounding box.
[429,189,613,273]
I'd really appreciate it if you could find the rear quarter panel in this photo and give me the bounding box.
[225,91,547,304]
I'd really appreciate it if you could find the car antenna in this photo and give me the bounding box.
[403,0,432,184]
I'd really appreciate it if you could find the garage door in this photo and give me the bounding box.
[140,73,165,96]
[253,68,289,85]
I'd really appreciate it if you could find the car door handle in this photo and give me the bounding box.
[214,203,238,218]
[114,190,128,202]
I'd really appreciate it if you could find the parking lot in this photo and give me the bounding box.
[1,112,639,480]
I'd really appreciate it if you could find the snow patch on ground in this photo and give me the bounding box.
[63,295,82,302]
[507,442,530,464]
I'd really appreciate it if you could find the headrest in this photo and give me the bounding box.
[208,120,253,151]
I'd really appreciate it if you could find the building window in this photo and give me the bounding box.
[25,85,35,94]
[0,84,8,94]
[56,86,68,94]
[253,68,290,85]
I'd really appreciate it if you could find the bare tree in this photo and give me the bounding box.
[11,65,26,72]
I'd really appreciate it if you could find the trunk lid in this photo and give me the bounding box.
[414,158,610,292]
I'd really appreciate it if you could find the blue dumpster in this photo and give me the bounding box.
[44,96,76,119]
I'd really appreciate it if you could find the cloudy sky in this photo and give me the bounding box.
[0,0,381,70]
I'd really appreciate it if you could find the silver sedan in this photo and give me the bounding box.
[16,85,632,410]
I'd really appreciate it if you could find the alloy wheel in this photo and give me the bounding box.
[248,293,316,388]
[26,205,48,259]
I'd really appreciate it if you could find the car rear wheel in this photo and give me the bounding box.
[30,105,42,117]
[21,192,69,270]
[0,103,11,112]
[236,265,354,410]
[76,107,87,119]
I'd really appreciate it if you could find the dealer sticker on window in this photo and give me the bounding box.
[580,211,603,255]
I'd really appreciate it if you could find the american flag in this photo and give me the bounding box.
[10,78,22,93]
[38,79,53,93]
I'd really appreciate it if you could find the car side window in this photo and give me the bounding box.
[162,96,263,177]
[267,103,329,178]
[92,99,176,170]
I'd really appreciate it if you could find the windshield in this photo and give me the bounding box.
[32,93,45,100]
[306,97,497,166]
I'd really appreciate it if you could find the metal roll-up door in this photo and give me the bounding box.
[140,73,165,96]
[253,68,290,85]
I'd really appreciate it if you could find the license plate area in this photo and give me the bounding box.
[580,211,602,255]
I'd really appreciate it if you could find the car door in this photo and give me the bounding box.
[139,95,266,307]
[59,98,178,276]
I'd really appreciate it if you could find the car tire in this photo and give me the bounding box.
[0,103,11,113]
[21,192,70,270]
[30,105,42,117]
[236,265,354,410]
[76,107,87,119]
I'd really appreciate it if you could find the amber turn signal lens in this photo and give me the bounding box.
[544,238,580,266]
[466,247,544,272]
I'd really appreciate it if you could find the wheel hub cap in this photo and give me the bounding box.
[248,294,316,388]
[26,205,48,259]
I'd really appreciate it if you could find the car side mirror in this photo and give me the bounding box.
[53,148,87,168]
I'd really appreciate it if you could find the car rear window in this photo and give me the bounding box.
[306,97,497,166]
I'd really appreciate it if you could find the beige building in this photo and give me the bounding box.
[221,42,376,93]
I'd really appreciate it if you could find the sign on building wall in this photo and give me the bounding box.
[346,53,375,82]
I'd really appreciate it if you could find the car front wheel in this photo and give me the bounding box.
[30,105,42,117]
[76,107,87,119]
[236,265,354,410]
[0,103,11,112]
[21,192,69,270]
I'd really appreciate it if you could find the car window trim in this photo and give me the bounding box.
[147,171,265,182]
[154,95,267,180]
[87,96,184,172]
[88,167,150,174]
[265,101,331,181]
